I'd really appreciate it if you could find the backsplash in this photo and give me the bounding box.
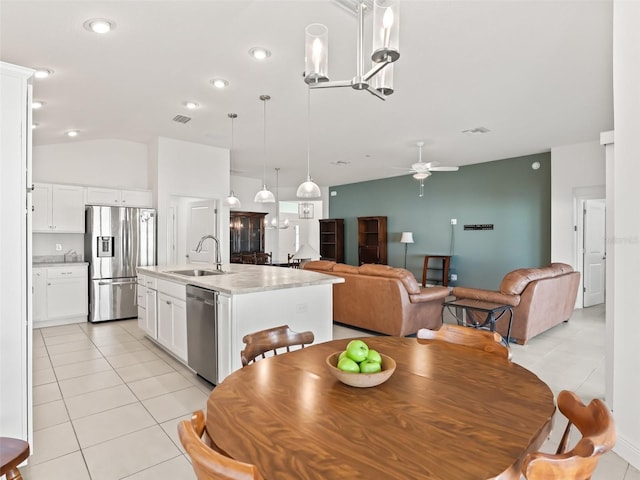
[32,233,84,259]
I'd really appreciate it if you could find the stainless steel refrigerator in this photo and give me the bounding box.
[85,205,156,323]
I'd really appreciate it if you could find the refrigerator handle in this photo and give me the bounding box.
[98,279,137,286]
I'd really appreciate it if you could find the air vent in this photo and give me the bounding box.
[330,160,351,166]
[172,114,192,124]
[462,126,491,136]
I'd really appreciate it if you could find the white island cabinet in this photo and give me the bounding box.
[137,264,342,382]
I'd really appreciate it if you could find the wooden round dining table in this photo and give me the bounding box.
[205,336,555,480]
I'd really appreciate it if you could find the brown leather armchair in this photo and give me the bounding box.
[451,263,580,344]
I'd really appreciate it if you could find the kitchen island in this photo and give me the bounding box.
[137,264,343,383]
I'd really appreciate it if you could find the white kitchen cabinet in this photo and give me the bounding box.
[156,280,187,362]
[137,275,158,339]
[32,183,85,233]
[33,264,88,328]
[32,268,47,321]
[86,186,152,207]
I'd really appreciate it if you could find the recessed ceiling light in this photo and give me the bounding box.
[65,130,79,137]
[462,126,491,136]
[32,100,44,109]
[249,47,271,60]
[83,18,115,34]
[34,68,54,79]
[210,78,229,89]
[184,101,199,110]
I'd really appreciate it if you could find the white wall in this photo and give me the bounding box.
[153,137,229,265]
[611,0,640,469]
[33,139,148,188]
[550,140,605,267]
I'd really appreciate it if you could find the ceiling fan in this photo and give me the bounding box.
[408,142,459,197]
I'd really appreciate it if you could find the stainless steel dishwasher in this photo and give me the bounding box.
[186,285,218,385]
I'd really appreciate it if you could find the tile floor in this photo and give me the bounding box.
[21,305,639,480]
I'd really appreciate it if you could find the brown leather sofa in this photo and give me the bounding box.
[451,263,580,344]
[302,261,450,336]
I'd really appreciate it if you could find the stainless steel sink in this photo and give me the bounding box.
[168,269,226,277]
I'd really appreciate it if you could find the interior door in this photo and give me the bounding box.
[583,198,606,307]
[186,200,217,264]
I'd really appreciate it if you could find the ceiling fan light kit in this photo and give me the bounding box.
[303,0,400,100]
[410,141,459,197]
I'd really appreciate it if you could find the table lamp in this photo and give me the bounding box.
[400,232,414,269]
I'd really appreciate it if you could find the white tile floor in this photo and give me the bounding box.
[21,305,639,480]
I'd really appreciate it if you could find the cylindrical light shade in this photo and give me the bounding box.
[254,186,275,203]
[371,62,394,96]
[292,244,320,260]
[372,0,400,63]
[400,232,414,244]
[304,23,329,84]
[296,177,322,198]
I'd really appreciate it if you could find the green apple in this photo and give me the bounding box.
[359,360,382,374]
[337,357,360,373]
[366,349,382,364]
[338,350,348,363]
[346,340,369,363]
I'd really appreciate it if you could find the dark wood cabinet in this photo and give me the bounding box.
[358,216,387,265]
[229,211,266,263]
[319,219,344,263]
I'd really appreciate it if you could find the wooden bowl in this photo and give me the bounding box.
[325,351,396,388]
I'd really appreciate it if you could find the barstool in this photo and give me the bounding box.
[0,437,30,480]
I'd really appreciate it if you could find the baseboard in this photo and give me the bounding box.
[614,434,640,471]
[33,315,87,328]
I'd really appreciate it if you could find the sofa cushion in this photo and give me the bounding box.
[303,260,335,271]
[500,268,548,295]
[334,264,360,275]
[548,262,574,276]
[358,264,421,294]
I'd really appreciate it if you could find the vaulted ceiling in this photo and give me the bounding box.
[0,1,613,187]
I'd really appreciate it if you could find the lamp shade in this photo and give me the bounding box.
[296,177,321,198]
[292,244,320,260]
[400,232,414,244]
[254,186,275,203]
[223,192,241,208]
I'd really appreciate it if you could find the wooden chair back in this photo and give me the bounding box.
[178,410,265,480]
[0,437,30,480]
[521,390,616,480]
[241,325,315,367]
[287,253,301,268]
[255,252,271,265]
[241,253,257,264]
[417,324,511,360]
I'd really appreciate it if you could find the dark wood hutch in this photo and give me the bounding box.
[229,211,267,263]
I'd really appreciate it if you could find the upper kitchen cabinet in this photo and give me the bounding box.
[85,186,152,207]
[33,183,85,233]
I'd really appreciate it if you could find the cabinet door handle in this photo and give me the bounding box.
[166,300,171,305]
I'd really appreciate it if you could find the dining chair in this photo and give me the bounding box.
[241,324,315,367]
[417,323,511,360]
[521,390,615,480]
[178,410,265,480]
[241,253,257,264]
[255,252,271,265]
[0,437,30,480]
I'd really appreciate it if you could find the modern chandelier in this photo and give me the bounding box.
[254,95,276,203]
[303,0,400,100]
[223,113,241,208]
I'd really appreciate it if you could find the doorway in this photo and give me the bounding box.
[167,196,218,265]
[574,188,606,308]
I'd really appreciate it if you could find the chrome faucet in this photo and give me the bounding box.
[195,234,222,271]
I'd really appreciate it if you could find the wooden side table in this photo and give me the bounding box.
[422,255,451,287]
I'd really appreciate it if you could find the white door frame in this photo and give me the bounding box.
[573,185,606,308]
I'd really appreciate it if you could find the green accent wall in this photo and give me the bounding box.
[328,153,551,289]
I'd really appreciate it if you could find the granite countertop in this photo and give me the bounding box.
[137,263,344,295]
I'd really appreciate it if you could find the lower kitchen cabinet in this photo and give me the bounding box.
[156,281,187,362]
[137,276,157,338]
[33,264,88,328]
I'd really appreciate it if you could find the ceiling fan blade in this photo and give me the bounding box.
[430,166,459,172]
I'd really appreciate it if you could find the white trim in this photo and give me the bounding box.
[614,434,640,471]
[600,130,614,145]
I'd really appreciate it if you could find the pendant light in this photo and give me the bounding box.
[265,168,290,229]
[223,113,241,208]
[254,94,276,203]
[296,86,321,198]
